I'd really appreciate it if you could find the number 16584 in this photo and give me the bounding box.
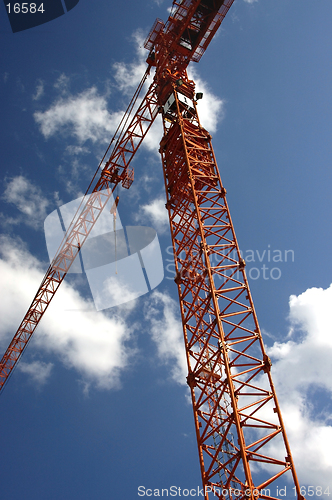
[6,3,45,14]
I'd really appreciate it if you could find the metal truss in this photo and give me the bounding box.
[160,73,303,500]
[1,2,306,499]
[0,79,159,392]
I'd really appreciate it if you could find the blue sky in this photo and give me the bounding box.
[1,0,332,498]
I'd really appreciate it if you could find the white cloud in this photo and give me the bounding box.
[142,119,164,153]
[65,145,90,156]
[32,31,225,160]
[34,32,153,150]
[142,283,332,487]
[138,196,169,233]
[2,175,50,230]
[32,80,44,101]
[266,284,332,487]
[144,291,187,384]
[110,31,225,151]
[112,32,148,94]
[19,360,53,386]
[90,273,141,313]
[243,0,258,3]
[111,30,162,153]
[188,67,225,133]
[57,158,92,197]
[54,73,70,93]
[0,235,137,390]
[34,87,123,144]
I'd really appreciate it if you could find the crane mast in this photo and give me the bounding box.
[1,1,306,499]
[157,73,302,500]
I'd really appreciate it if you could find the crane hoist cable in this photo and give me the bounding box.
[0,67,155,394]
[110,196,120,274]
[44,66,152,273]
[0,1,305,497]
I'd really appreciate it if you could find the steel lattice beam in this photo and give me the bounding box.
[1,3,306,500]
[159,71,303,500]
[0,81,159,391]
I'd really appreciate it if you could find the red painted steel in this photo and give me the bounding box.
[1,2,306,500]
[157,69,304,499]
[0,80,159,391]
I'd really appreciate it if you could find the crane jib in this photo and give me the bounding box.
[1,1,306,499]
[145,0,235,66]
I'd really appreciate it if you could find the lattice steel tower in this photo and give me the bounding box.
[0,1,305,499]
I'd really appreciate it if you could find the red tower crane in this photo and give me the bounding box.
[0,1,305,499]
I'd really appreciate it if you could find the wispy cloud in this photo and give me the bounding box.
[0,235,137,390]
[19,360,53,386]
[2,175,50,230]
[34,87,123,144]
[144,291,187,384]
[57,158,91,196]
[33,29,225,161]
[137,196,169,233]
[143,283,332,486]
[266,284,332,487]
[65,145,90,156]
[112,31,149,95]
[33,32,150,150]
[188,67,225,134]
[32,79,44,101]
[54,73,70,94]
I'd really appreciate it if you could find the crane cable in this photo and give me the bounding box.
[0,65,151,395]
[110,196,120,274]
[48,65,152,269]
